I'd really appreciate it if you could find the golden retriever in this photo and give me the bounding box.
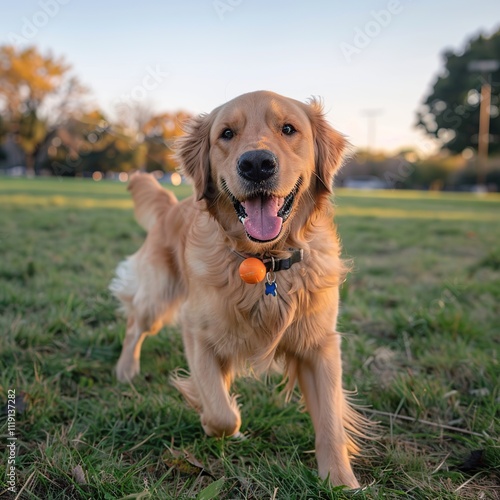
[110,91,368,488]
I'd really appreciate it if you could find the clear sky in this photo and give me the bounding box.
[1,0,499,153]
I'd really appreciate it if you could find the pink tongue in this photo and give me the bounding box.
[242,196,284,241]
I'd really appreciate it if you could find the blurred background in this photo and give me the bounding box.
[0,0,499,191]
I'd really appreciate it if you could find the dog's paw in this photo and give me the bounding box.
[231,431,248,441]
[201,409,241,438]
[115,358,140,383]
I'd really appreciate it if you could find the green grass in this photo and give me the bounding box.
[0,177,499,499]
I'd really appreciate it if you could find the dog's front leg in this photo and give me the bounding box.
[181,328,241,438]
[297,335,360,489]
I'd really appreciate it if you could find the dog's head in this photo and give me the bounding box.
[176,91,347,252]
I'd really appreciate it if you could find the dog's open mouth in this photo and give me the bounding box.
[230,180,301,243]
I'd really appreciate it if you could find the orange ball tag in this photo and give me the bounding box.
[239,257,267,284]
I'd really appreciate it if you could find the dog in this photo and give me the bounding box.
[110,91,369,488]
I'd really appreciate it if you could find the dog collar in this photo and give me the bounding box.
[234,248,303,297]
[261,249,303,273]
[233,248,303,272]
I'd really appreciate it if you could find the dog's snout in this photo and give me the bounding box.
[237,150,278,182]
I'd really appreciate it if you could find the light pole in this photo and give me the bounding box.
[468,60,500,187]
[361,109,384,153]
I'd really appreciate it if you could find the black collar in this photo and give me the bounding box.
[262,249,303,272]
[233,248,304,273]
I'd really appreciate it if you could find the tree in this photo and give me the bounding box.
[142,111,192,172]
[0,45,87,174]
[416,29,500,155]
[0,114,7,143]
[115,103,192,172]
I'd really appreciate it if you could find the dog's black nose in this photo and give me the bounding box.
[237,150,278,182]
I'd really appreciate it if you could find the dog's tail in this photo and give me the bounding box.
[128,172,178,232]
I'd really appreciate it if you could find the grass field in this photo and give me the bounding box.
[0,177,499,499]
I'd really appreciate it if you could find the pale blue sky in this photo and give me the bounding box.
[1,0,499,153]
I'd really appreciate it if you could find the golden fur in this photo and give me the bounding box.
[110,91,369,488]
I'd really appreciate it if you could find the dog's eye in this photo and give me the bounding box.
[220,128,235,140]
[282,124,296,136]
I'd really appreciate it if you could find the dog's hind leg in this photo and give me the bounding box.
[115,315,163,382]
[111,252,183,383]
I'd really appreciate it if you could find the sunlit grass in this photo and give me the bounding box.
[0,193,135,209]
[1,177,499,221]
[338,187,500,202]
[336,206,498,220]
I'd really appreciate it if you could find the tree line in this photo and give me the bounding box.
[0,45,192,177]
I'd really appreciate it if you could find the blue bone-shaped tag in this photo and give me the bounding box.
[265,281,277,297]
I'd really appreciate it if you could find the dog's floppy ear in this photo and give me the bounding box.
[306,98,349,194]
[175,113,214,201]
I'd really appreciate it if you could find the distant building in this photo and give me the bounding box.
[0,135,26,171]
